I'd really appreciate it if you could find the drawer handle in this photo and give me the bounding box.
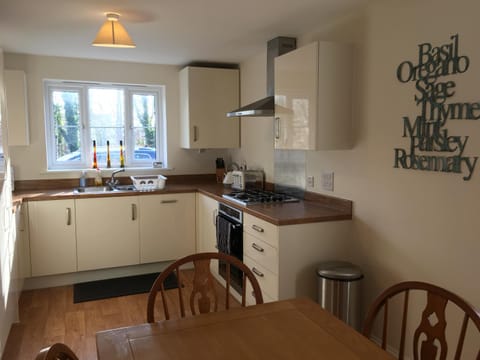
[274,117,280,140]
[252,267,264,277]
[193,125,199,142]
[213,209,218,226]
[161,199,178,204]
[131,204,137,221]
[66,207,71,226]
[252,243,264,252]
[251,224,264,233]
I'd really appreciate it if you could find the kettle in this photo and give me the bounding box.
[223,171,234,185]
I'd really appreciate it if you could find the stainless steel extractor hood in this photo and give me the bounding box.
[226,37,296,118]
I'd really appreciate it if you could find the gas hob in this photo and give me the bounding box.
[222,189,299,206]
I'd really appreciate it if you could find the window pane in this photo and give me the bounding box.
[89,88,125,168]
[132,93,157,161]
[89,88,124,127]
[52,90,81,163]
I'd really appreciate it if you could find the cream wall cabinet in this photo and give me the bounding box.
[139,193,195,263]
[76,196,139,271]
[180,66,240,149]
[243,213,351,305]
[4,69,29,146]
[196,193,219,276]
[28,199,76,276]
[274,41,352,150]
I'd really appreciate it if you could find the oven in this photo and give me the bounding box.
[216,202,243,294]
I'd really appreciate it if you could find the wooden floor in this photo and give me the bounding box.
[2,270,239,360]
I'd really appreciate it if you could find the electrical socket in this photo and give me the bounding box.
[321,171,334,191]
[307,176,314,188]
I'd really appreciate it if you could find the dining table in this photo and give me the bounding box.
[96,297,394,359]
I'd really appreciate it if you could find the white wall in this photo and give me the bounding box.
[4,54,227,180]
[234,0,480,355]
[229,50,275,182]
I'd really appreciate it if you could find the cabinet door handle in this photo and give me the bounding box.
[213,209,218,226]
[193,125,198,142]
[252,224,264,233]
[131,204,137,221]
[252,267,264,277]
[66,207,71,226]
[161,199,178,204]
[252,243,264,253]
[274,117,280,140]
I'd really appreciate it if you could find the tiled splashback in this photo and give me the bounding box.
[273,149,305,199]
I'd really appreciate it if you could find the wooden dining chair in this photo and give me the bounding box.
[147,252,264,322]
[362,281,480,359]
[35,342,79,360]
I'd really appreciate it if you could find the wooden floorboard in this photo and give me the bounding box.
[2,270,240,360]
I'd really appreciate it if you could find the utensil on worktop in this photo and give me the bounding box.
[216,158,225,183]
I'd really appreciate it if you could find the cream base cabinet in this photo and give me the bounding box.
[196,193,218,253]
[76,196,139,271]
[138,193,195,263]
[180,66,240,149]
[243,213,351,305]
[274,41,352,150]
[28,199,76,276]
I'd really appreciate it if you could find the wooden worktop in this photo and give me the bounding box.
[13,175,352,226]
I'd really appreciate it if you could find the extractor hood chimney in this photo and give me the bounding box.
[226,37,296,117]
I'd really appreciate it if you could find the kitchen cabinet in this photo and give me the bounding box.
[180,66,240,149]
[274,41,352,150]
[139,193,195,263]
[4,69,29,146]
[28,199,76,276]
[243,213,351,305]
[196,193,218,253]
[76,196,139,271]
[196,193,219,276]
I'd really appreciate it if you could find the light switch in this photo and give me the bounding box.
[321,171,334,191]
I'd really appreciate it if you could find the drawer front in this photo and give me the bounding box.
[246,279,276,306]
[244,233,278,275]
[244,255,278,300]
[244,213,279,248]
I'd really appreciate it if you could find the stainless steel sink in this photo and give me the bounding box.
[73,185,137,194]
[114,184,137,191]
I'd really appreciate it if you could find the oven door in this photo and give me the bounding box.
[216,213,243,293]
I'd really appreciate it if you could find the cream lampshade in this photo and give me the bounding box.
[92,13,135,48]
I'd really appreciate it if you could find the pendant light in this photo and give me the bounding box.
[92,13,135,48]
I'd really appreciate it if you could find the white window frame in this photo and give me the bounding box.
[44,80,166,171]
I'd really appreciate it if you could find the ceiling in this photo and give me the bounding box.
[0,0,368,66]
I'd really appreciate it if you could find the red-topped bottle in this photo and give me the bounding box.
[92,140,98,169]
[119,140,125,168]
[106,140,111,168]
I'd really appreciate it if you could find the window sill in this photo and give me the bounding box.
[42,167,174,175]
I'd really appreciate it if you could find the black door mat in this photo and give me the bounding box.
[73,272,178,303]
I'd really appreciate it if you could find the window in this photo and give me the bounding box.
[44,80,166,170]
